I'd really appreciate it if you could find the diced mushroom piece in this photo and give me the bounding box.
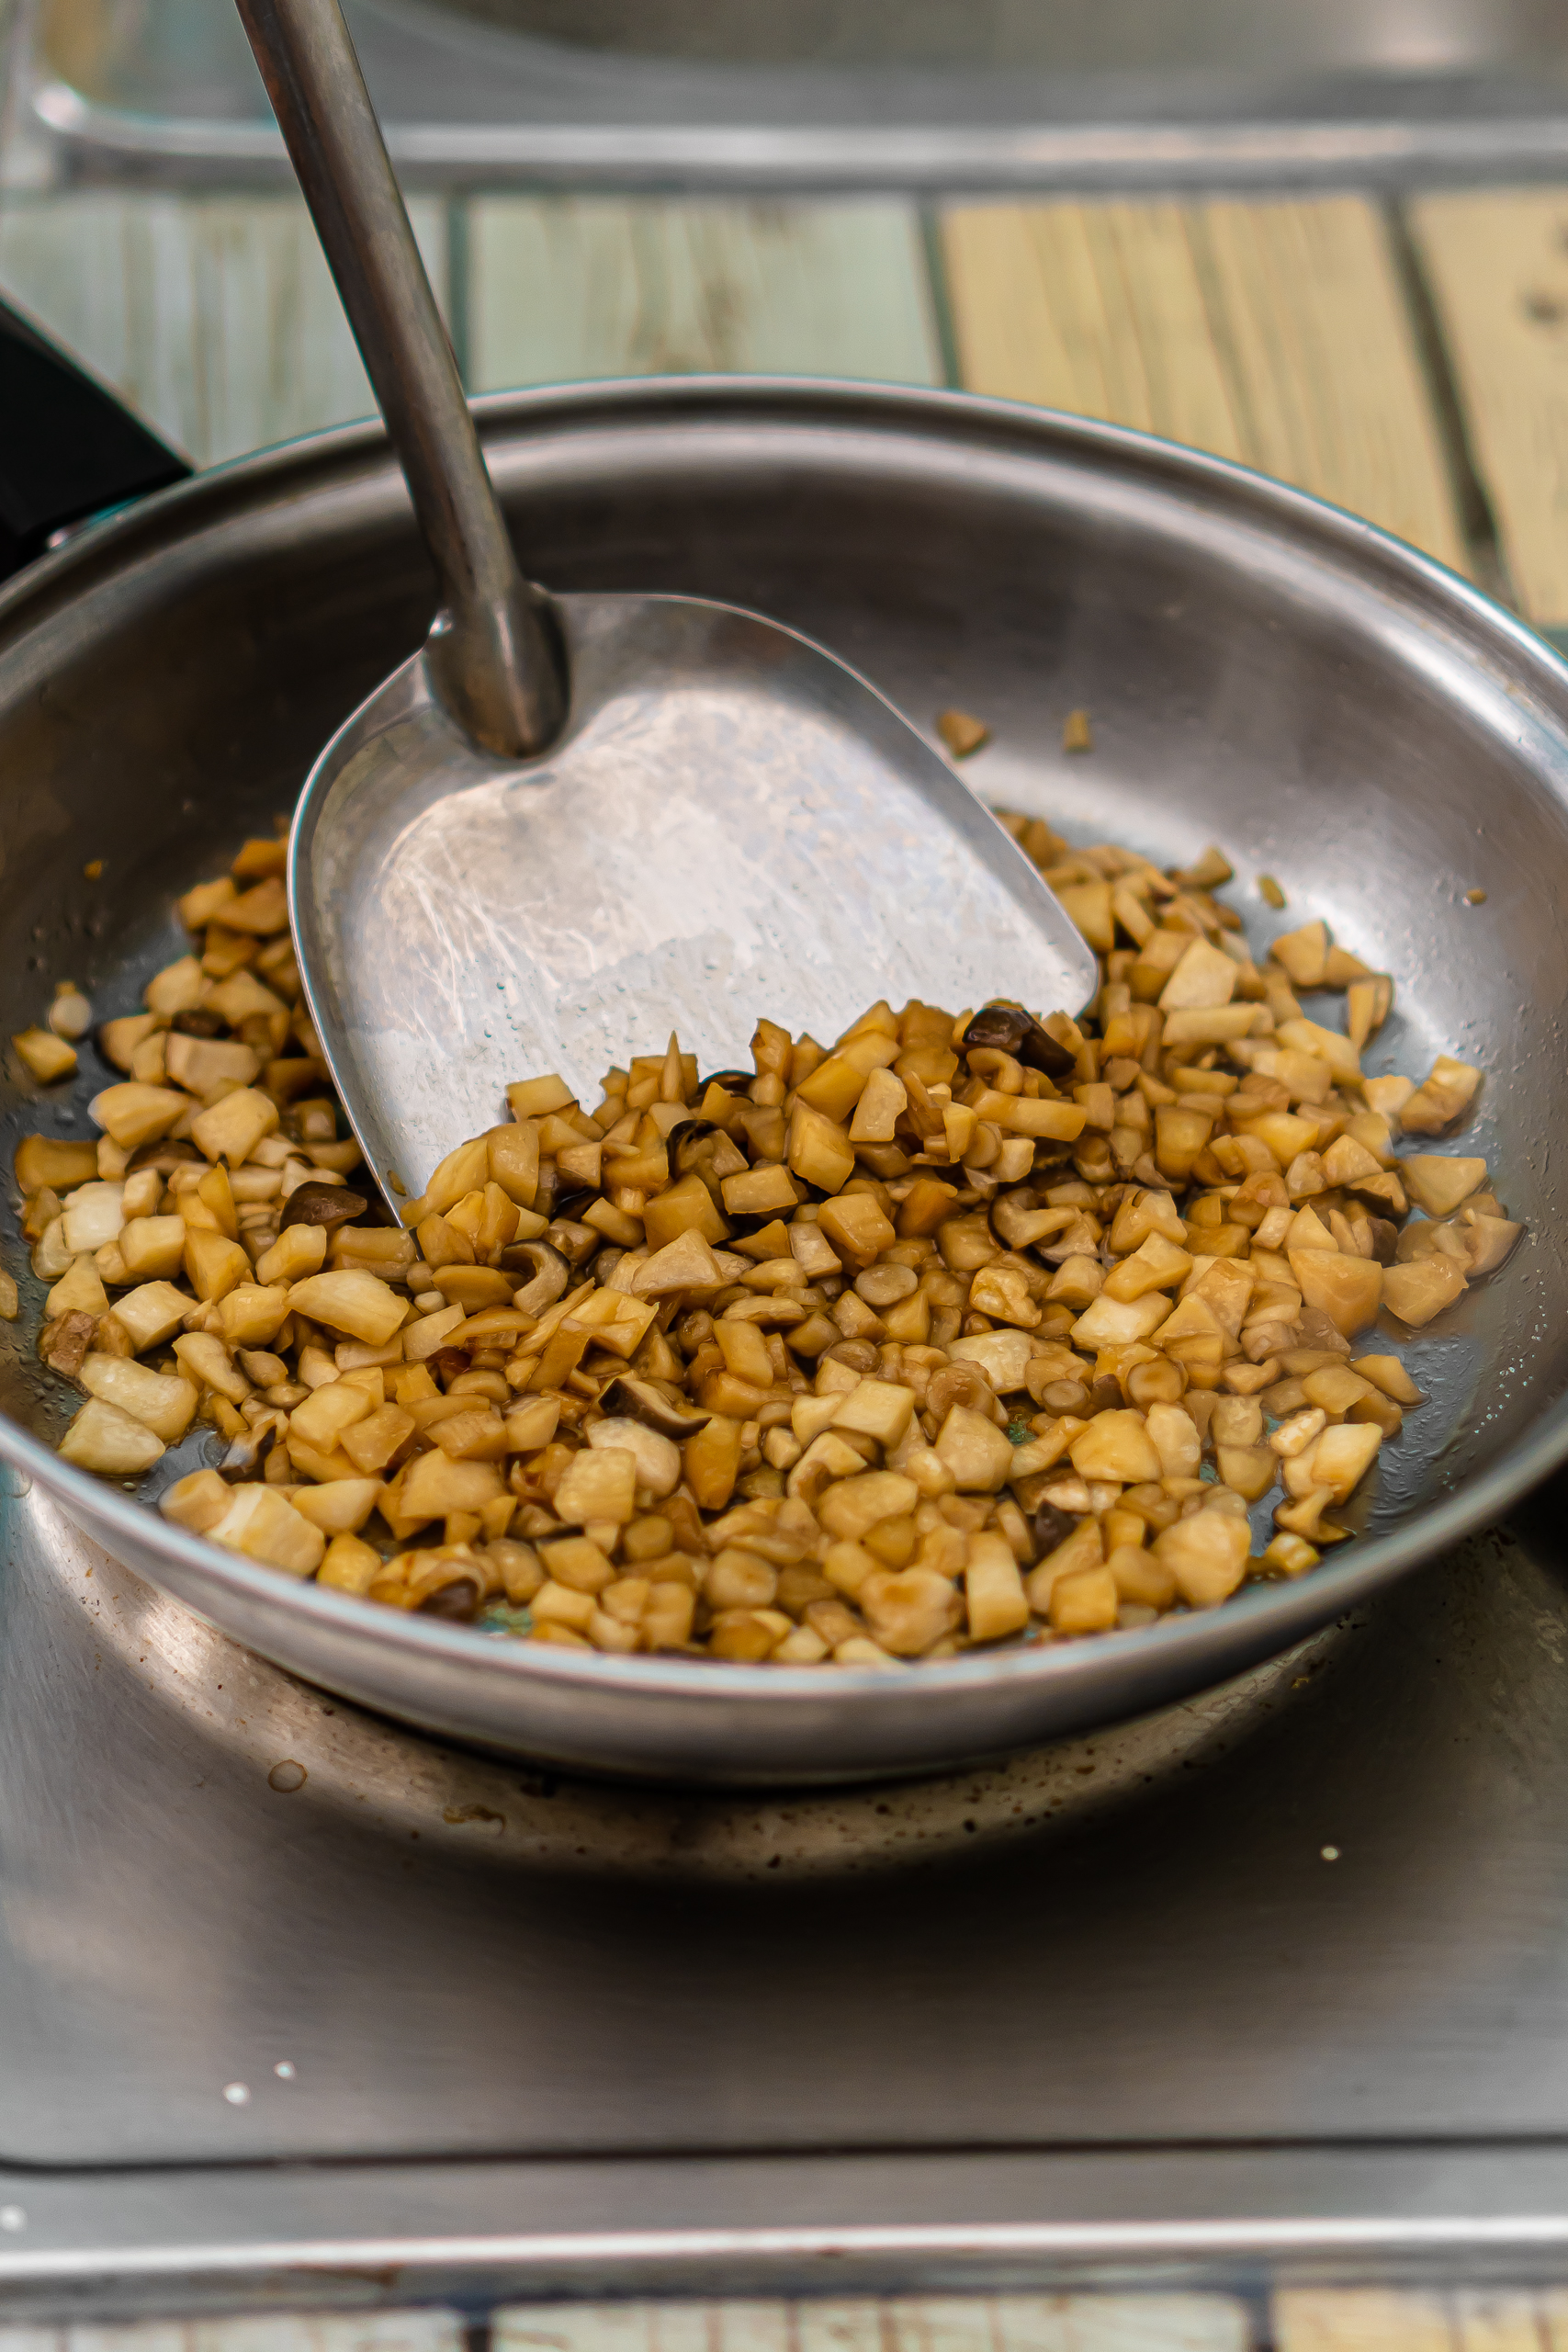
[160,1466,234,1534]
[1269,920,1330,988]
[554,1446,638,1528]
[1050,1563,1121,1635]
[1158,937,1238,1012]
[597,1374,711,1442]
[861,1566,963,1657]
[183,1231,251,1304]
[948,1329,1033,1394]
[46,984,92,1041]
[964,1532,1032,1643]
[89,1082,190,1152]
[668,1118,749,1191]
[46,1258,108,1319]
[934,1406,1014,1493]
[290,1479,388,1536]
[172,1330,252,1404]
[1291,1251,1382,1339]
[286,1270,407,1347]
[39,1310,98,1377]
[281,1181,369,1233]
[1400,1055,1482,1136]
[112,1281,194,1353]
[12,1027,78,1082]
[1103,1231,1192,1301]
[831,1378,918,1450]
[1069,1411,1162,1486]
[961,1003,1077,1080]
[1382,1256,1468,1327]
[1401,1156,1487,1217]
[936,707,989,758]
[630,1228,725,1297]
[1346,975,1393,1049]
[817,1471,919,1544]
[253,1224,327,1285]
[1153,1508,1250,1608]
[59,1396,166,1476]
[208,1483,325,1576]
[586,1417,682,1499]
[60,1182,124,1255]
[1349,1354,1423,1404]
[391,1452,505,1533]
[191,1087,280,1170]
[1458,1209,1522,1275]
[786,1102,856,1194]
[1304,1420,1383,1503]
[78,1355,198,1443]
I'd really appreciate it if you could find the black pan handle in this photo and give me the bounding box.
[0,296,189,580]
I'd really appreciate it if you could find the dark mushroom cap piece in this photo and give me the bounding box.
[280,1181,369,1233]
[127,1136,204,1173]
[502,1238,571,1317]
[1033,1500,1076,1556]
[961,1002,1077,1081]
[1366,1218,1401,1266]
[667,1117,749,1197]
[549,1192,597,1229]
[597,1374,712,1442]
[418,1577,481,1622]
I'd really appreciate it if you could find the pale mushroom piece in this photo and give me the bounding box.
[47,987,93,1041]
[78,1355,198,1443]
[1400,1055,1482,1136]
[58,1396,165,1476]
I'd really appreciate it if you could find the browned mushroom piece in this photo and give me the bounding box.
[127,1136,204,1173]
[220,1416,285,1479]
[927,1358,998,1421]
[668,1118,749,1198]
[280,1181,368,1232]
[597,1374,712,1442]
[504,1238,571,1316]
[39,1310,96,1378]
[544,1217,598,1267]
[418,1578,481,1622]
[1033,1500,1076,1556]
[961,1001,1077,1080]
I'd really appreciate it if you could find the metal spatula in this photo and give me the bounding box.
[236,0,1098,1211]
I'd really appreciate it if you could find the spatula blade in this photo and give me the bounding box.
[291,592,1099,1203]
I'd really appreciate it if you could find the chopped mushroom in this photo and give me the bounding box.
[9,813,1523,1665]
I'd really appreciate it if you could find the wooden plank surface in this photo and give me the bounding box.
[468,197,942,392]
[1275,2287,1568,2352]
[940,196,1469,572]
[0,2318,464,2352]
[1273,2290,1455,2352]
[493,2296,1249,2352]
[1407,186,1568,628]
[0,191,448,467]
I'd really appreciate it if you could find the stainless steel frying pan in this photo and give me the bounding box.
[3,374,1566,1784]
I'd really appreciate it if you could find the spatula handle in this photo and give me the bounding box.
[234,0,566,758]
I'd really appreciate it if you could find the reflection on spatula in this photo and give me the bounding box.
[234,0,1098,1207]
